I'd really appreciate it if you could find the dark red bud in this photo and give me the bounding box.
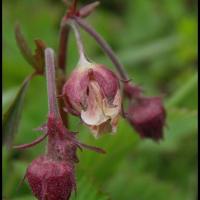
[127,97,166,141]
[123,82,142,99]
[26,156,76,200]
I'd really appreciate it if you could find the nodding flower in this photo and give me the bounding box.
[62,57,122,138]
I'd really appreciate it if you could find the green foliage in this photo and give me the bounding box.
[15,23,46,74]
[3,75,32,148]
[15,24,37,68]
[3,0,197,199]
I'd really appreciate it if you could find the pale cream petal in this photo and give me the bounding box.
[88,121,112,138]
[82,81,121,137]
[110,115,120,133]
[81,81,109,126]
[102,89,121,118]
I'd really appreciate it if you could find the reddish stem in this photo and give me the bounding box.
[72,17,144,99]
[57,23,70,71]
[13,132,48,150]
[79,142,106,154]
[78,1,100,18]
[72,16,129,81]
[57,1,100,70]
[72,0,78,13]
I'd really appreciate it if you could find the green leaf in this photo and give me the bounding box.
[3,74,33,148]
[3,87,18,111]
[12,196,35,200]
[15,23,37,68]
[96,35,181,67]
[15,24,46,74]
[166,73,197,108]
[103,108,197,200]
[3,160,29,199]
[106,160,187,200]
[119,36,181,66]
[77,119,139,184]
[77,105,197,185]
[71,175,109,200]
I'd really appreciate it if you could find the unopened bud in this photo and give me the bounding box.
[26,156,75,200]
[126,97,166,141]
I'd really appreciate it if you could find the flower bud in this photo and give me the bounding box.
[123,82,142,99]
[126,97,166,141]
[62,59,121,138]
[26,156,75,200]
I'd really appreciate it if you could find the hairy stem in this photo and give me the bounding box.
[57,74,69,127]
[72,16,129,80]
[45,48,60,118]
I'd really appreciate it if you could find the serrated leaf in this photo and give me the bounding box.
[15,23,37,67]
[3,75,33,148]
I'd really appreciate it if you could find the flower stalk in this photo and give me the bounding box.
[69,20,86,62]
[72,16,129,81]
[45,48,60,118]
[57,23,70,71]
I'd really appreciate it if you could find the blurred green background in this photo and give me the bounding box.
[3,0,197,199]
